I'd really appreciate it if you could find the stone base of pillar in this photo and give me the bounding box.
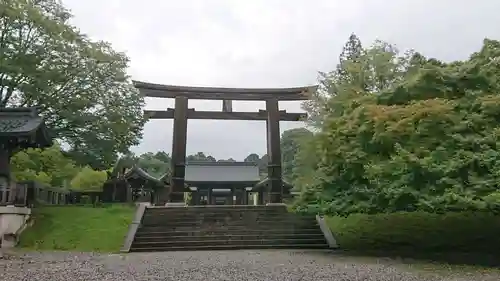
[265,203,286,206]
[165,202,187,207]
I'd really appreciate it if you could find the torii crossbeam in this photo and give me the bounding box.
[134,80,317,204]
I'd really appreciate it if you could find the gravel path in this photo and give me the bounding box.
[0,250,496,281]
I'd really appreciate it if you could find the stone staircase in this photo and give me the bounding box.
[129,205,330,252]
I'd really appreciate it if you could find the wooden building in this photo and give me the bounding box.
[102,163,168,204]
[185,161,260,205]
[0,107,52,206]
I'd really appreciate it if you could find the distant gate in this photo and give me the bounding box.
[134,81,316,204]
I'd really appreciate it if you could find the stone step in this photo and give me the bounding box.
[134,233,326,242]
[135,228,323,236]
[129,243,330,252]
[147,205,286,210]
[141,216,317,225]
[143,212,316,220]
[145,207,288,214]
[128,205,327,253]
[144,210,288,217]
[132,238,328,248]
[140,220,319,228]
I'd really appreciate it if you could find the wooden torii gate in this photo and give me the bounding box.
[133,81,316,205]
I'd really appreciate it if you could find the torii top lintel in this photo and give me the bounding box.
[133,80,317,101]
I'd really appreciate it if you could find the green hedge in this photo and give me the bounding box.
[327,212,500,255]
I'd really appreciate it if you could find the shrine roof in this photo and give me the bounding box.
[186,161,258,167]
[0,107,52,147]
[123,165,163,184]
[253,177,293,190]
[108,156,136,178]
[184,161,260,183]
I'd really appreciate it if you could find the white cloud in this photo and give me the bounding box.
[62,0,500,160]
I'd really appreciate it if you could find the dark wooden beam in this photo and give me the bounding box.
[134,80,317,101]
[144,109,307,121]
[222,100,232,112]
[169,97,188,203]
[265,99,283,203]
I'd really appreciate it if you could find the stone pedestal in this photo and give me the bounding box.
[165,202,187,207]
[0,206,31,249]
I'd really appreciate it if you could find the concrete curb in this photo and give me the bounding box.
[316,215,338,249]
[120,203,147,253]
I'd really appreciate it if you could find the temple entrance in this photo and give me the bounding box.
[184,162,260,206]
[134,81,315,205]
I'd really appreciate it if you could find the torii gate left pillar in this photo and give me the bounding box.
[169,96,189,203]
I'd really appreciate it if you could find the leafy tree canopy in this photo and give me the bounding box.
[280,128,313,184]
[294,35,500,215]
[1,0,145,169]
[70,166,108,191]
[11,143,79,187]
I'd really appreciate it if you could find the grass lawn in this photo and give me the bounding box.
[18,204,135,253]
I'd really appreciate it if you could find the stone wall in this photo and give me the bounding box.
[0,206,31,249]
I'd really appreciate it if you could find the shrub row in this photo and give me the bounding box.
[327,212,500,255]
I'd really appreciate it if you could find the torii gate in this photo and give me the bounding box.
[133,81,316,205]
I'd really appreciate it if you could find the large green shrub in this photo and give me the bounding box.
[295,36,500,214]
[327,212,500,254]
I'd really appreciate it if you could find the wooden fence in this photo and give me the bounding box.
[0,181,107,207]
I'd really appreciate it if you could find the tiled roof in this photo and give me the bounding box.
[124,165,163,184]
[0,107,51,147]
[185,164,260,183]
[186,161,258,167]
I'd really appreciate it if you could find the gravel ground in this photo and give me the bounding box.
[0,250,497,281]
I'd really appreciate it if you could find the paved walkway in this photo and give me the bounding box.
[1,250,497,281]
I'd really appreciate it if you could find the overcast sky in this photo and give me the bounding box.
[63,0,500,160]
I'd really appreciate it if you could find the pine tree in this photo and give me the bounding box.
[336,33,364,84]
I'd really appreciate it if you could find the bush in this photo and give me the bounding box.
[327,212,500,255]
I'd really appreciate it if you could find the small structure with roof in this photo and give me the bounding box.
[102,161,169,204]
[0,107,52,205]
[185,161,261,205]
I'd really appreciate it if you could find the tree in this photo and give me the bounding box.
[153,151,171,163]
[0,0,146,169]
[11,144,79,187]
[280,128,313,183]
[217,158,236,162]
[187,152,216,162]
[244,153,260,163]
[294,37,500,215]
[136,152,169,178]
[70,166,108,192]
[258,154,269,176]
[303,34,415,127]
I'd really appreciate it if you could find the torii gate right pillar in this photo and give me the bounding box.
[266,99,283,203]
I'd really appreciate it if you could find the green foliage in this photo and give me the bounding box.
[294,35,500,214]
[280,128,313,185]
[187,152,217,162]
[244,153,260,163]
[70,166,108,191]
[11,144,79,187]
[136,152,170,178]
[326,212,500,263]
[18,205,134,252]
[0,0,146,169]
